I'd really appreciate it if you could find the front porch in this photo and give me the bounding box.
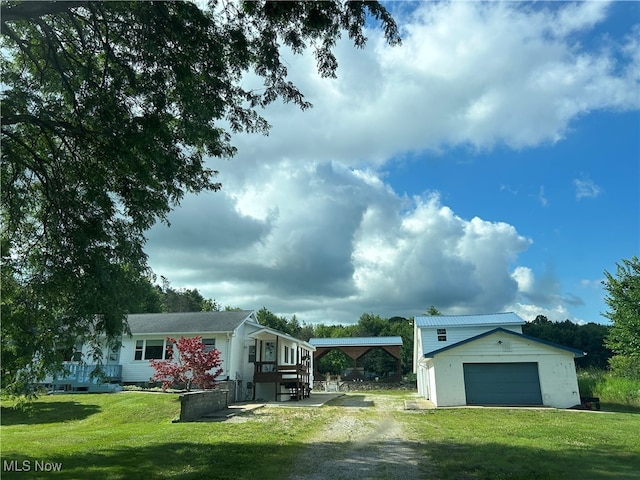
[248,327,314,402]
[46,364,122,393]
[253,361,311,401]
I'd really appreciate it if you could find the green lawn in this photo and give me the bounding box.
[2,391,639,479]
[1,393,326,480]
[399,408,640,480]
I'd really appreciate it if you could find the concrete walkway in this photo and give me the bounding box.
[197,392,343,421]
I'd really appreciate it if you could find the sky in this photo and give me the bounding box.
[145,1,639,326]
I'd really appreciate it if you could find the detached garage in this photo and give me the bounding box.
[417,326,585,409]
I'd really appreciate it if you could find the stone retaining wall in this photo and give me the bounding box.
[179,390,228,422]
[216,381,237,403]
[313,381,417,392]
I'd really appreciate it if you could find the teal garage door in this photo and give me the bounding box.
[463,363,543,405]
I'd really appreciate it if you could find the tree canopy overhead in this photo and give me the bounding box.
[0,0,400,395]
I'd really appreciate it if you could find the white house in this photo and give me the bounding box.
[414,313,585,409]
[45,310,315,402]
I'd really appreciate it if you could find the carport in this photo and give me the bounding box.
[309,336,403,379]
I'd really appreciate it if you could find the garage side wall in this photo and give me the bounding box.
[431,333,581,408]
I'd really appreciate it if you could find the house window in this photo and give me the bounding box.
[134,340,144,360]
[134,339,172,361]
[109,344,119,362]
[144,340,164,359]
[437,328,447,342]
[248,345,256,363]
[284,346,289,364]
[203,338,216,353]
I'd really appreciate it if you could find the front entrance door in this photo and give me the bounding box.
[264,341,276,372]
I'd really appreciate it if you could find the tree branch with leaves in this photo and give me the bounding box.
[603,256,640,379]
[0,0,400,396]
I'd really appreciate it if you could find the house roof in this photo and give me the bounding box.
[423,327,586,358]
[126,310,255,335]
[415,312,525,328]
[309,336,403,347]
[247,323,316,350]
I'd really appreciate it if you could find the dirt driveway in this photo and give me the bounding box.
[286,392,431,480]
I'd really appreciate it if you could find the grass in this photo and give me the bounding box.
[398,407,640,480]
[2,390,640,479]
[1,392,327,479]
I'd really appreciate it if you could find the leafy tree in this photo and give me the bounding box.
[387,316,415,374]
[603,257,640,378]
[522,315,611,370]
[150,336,223,391]
[256,307,290,333]
[0,0,400,395]
[256,307,314,339]
[425,306,441,315]
[317,349,351,377]
[296,321,315,342]
[158,277,219,313]
[354,312,386,337]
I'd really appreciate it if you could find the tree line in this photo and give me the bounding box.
[256,307,614,376]
[104,276,624,377]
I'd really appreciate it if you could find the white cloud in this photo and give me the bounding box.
[143,1,635,325]
[537,186,549,207]
[574,176,603,200]
[512,266,535,294]
[230,0,637,166]
[148,162,535,323]
[581,278,604,289]
[510,303,572,323]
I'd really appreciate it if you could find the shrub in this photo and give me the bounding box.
[608,355,640,380]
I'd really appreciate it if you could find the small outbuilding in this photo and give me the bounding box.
[414,313,585,409]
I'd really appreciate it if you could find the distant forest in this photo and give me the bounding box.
[255,308,612,376]
[133,277,611,376]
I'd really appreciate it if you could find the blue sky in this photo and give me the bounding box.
[146,1,639,325]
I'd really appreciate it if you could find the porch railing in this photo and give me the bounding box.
[53,364,122,384]
[253,362,309,383]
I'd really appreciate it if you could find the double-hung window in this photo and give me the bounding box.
[203,338,216,353]
[437,328,447,342]
[134,339,171,361]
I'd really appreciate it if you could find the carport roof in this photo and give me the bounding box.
[415,312,525,328]
[423,327,586,358]
[309,336,403,347]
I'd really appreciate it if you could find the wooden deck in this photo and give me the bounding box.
[253,362,311,401]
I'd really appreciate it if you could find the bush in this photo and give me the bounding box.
[577,369,640,408]
[577,368,603,397]
[608,355,640,380]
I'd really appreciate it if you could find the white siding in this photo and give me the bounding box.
[420,325,523,357]
[413,321,422,374]
[120,333,230,383]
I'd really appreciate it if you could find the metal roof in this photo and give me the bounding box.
[309,336,403,347]
[127,310,254,335]
[423,327,585,358]
[415,312,525,328]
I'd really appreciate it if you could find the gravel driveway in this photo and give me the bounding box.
[286,392,432,480]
